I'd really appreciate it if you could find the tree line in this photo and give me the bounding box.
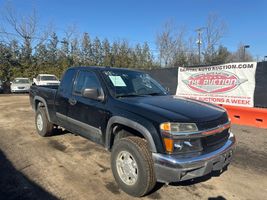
[0,32,155,81]
[0,4,254,82]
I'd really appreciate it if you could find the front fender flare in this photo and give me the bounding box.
[105,116,158,152]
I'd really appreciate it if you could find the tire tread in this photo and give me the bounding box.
[111,136,156,197]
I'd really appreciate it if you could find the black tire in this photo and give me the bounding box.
[35,107,54,137]
[113,129,132,144]
[111,136,156,197]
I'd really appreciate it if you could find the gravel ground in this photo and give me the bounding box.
[0,94,266,200]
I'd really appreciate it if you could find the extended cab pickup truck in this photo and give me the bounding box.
[29,66,235,197]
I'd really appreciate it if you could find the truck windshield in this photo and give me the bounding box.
[101,70,167,98]
[41,76,58,81]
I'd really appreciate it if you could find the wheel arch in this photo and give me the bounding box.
[105,116,157,153]
[34,96,51,122]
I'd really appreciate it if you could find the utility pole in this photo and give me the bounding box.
[243,45,250,61]
[196,27,206,64]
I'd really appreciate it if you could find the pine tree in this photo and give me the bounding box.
[118,40,131,67]
[92,37,103,65]
[35,43,48,66]
[21,37,32,66]
[81,32,93,65]
[134,43,143,68]
[47,32,59,64]
[57,38,71,70]
[142,42,153,69]
[9,40,20,61]
[102,38,111,66]
[110,41,119,67]
[70,38,80,65]
[60,38,69,57]
[211,45,231,64]
[0,44,14,82]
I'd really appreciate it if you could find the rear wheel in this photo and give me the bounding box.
[35,107,54,137]
[111,137,156,197]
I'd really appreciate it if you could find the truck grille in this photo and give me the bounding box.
[201,129,230,152]
[197,112,229,131]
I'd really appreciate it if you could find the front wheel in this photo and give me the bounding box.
[35,107,54,137]
[111,137,156,197]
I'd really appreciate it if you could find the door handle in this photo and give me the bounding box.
[68,98,77,106]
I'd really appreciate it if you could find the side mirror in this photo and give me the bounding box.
[82,88,104,101]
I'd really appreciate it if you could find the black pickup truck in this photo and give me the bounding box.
[29,66,235,197]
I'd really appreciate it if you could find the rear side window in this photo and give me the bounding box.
[73,70,101,95]
[59,69,76,95]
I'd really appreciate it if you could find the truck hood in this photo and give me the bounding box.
[118,95,226,123]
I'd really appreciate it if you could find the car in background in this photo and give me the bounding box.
[0,79,3,93]
[33,74,60,86]
[10,78,32,93]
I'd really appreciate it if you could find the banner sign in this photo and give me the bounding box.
[176,62,257,107]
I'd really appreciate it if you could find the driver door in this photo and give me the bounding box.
[67,69,108,145]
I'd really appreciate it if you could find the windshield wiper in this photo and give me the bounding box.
[116,92,164,98]
[145,92,164,96]
[116,94,142,98]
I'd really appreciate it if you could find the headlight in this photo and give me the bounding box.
[160,122,201,154]
[160,122,198,133]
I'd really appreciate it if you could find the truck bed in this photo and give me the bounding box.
[29,85,59,119]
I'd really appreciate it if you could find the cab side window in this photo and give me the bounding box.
[73,70,101,95]
[59,69,76,95]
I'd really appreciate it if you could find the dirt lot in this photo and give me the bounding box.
[0,95,266,200]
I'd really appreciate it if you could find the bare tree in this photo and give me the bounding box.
[1,3,38,62]
[230,44,254,62]
[156,21,177,67]
[186,36,199,65]
[172,26,188,66]
[156,21,190,67]
[59,24,78,57]
[202,14,227,64]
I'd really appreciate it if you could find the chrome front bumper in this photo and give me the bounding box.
[152,132,236,183]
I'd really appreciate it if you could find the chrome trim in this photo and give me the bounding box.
[153,132,235,170]
[170,121,231,139]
